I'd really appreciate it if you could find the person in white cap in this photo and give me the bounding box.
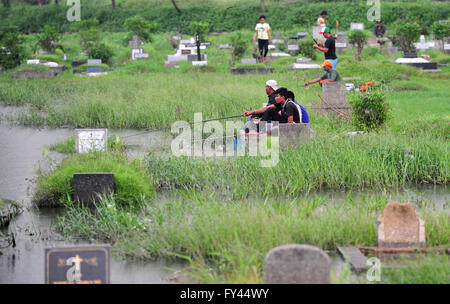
[243,80,279,134]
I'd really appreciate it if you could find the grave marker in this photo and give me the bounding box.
[45,245,110,284]
[75,128,107,153]
[131,48,149,60]
[241,58,257,65]
[73,173,114,208]
[297,32,309,39]
[192,61,208,66]
[350,23,365,30]
[129,34,143,48]
[264,244,330,284]
[287,45,299,51]
[322,82,347,105]
[219,44,232,49]
[377,202,426,248]
[87,59,102,65]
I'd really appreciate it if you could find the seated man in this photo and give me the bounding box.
[304,60,342,87]
[374,20,389,45]
[244,88,302,134]
[286,91,309,123]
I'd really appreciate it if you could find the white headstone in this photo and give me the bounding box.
[444,44,450,50]
[75,129,108,154]
[241,58,257,65]
[292,63,321,70]
[350,23,365,30]
[27,59,40,65]
[336,42,347,48]
[268,44,276,50]
[87,59,102,65]
[219,44,232,49]
[287,45,299,51]
[192,61,207,66]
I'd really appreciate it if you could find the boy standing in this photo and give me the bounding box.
[253,15,273,60]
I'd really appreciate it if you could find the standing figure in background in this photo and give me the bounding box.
[253,15,273,61]
[374,20,389,47]
[317,11,327,31]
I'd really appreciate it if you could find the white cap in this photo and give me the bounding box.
[265,80,278,91]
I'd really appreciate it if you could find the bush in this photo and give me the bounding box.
[88,43,114,64]
[124,16,157,43]
[71,18,99,32]
[393,22,421,53]
[350,89,390,131]
[37,25,60,53]
[189,21,210,42]
[347,30,370,62]
[79,27,101,51]
[0,25,27,69]
[431,22,450,41]
[298,36,316,60]
[230,32,248,63]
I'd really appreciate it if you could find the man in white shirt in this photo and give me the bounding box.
[253,15,273,60]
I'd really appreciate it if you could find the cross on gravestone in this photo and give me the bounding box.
[45,245,110,284]
[129,34,143,48]
[73,173,114,208]
[264,244,331,284]
[377,202,426,248]
[350,23,365,31]
[322,82,347,105]
[75,129,108,153]
[241,58,257,65]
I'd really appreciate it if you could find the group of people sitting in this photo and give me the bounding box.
[243,80,309,135]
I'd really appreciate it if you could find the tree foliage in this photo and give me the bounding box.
[347,29,370,62]
[0,25,27,69]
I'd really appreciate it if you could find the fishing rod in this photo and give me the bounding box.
[121,114,245,139]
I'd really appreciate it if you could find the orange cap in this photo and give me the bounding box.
[321,60,333,67]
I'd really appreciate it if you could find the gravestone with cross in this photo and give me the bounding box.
[131,48,149,60]
[75,128,107,153]
[129,34,143,48]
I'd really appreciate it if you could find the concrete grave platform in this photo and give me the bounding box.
[292,63,321,70]
[231,67,274,75]
[395,57,438,70]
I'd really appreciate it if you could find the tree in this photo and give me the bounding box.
[347,30,370,62]
[392,22,421,54]
[260,0,266,13]
[112,0,115,10]
[0,26,27,69]
[171,0,181,14]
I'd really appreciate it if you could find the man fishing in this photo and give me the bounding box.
[304,60,342,87]
[243,80,278,134]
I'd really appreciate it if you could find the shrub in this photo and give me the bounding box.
[70,18,99,32]
[350,89,390,131]
[347,30,370,62]
[88,43,114,64]
[124,16,156,43]
[37,25,60,53]
[230,32,248,63]
[393,22,421,53]
[0,25,27,69]
[189,21,209,42]
[298,36,316,60]
[431,22,450,41]
[79,27,101,51]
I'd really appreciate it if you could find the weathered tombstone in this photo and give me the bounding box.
[292,63,321,70]
[264,244,331,284]
[322,82,347,105]
[73,173,114,208]
[45,245,110,284]
[38,50,51,55]
[287,44,299,51]
[219,44,232,49]
[268,44,276,50]
[274,32,281,40]
[129,34,143,48]
[27,59,40,65]
[297,32,309,39]
[335,42,348,55]
[192,61,207,66]
[296,58,312,64]
[445,44,450,54]
[131,48,149,60]
[75,129,107,153]
[187,54,206,62]
[241,58,257,65]
[181,49,191,55]
[377,202,426,248]
[350,23,365,31]
[272,39,284,44]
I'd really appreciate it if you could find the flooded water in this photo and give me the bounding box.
[0,105,448,284]
[0,109,185,284]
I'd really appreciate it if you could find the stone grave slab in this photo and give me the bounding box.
[350,23,365,30]
[297,32,309,39]
[445,44,450,54]
[322,82,347,105]
[45,245,110,284]
[73,173,114,208]
[337,247,368,273]
[296,58,312,63]
[264,244,330,284]
[38,50,51,55]
[287,45,299,51]
[268,44,276,50]
[27,59,40,65]
[131,48,149,60]
[241,58,257,65]
[270,52,291,58]
[181,49,191,55]
[377,202,426,248]
[187,54,206,62]
[272,39,284,44]
[87,67,101,73]
[219,44,232,49]
[87,59,102,65]
[75,128,107,154]
[292,63,321,70]
[192,61,207,66]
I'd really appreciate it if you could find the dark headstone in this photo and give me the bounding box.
[73,173,114,208]
[264,244,331,284]
[337,247,368,273]
[45,245,110,284]
[187,54,206,62]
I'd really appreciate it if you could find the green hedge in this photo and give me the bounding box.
[1,1,448,34]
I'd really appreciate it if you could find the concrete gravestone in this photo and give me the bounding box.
[377,202,426,248]
[350,23,365,31]
[278,123,311,147]
[87,59,102,73]
[129,34,143,48]
[131,48,149,60]
[264,244,330,284]
[73,173,114,208]
[322,82,347,105]
[241,58,257,65]
[75,129,107,153]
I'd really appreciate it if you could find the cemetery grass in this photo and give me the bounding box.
[55,191,450,284]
